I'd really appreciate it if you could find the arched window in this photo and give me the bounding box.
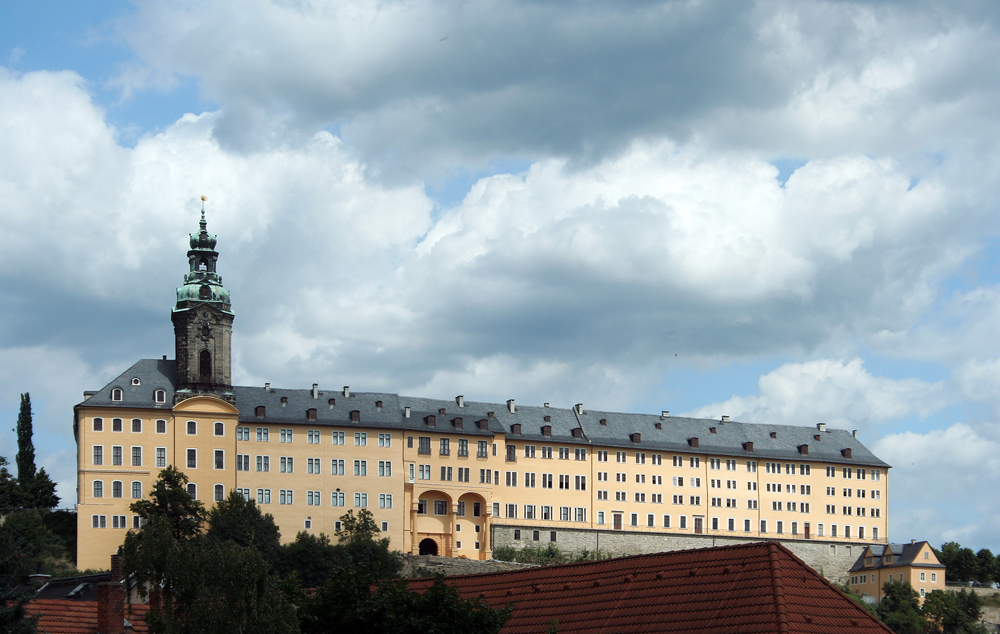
[187,421,197,435]
[214,422,224,436]
[111,388,123,401]
[214,484,224,502]
[131,481,143,499]
[199,285,211,299]
[112,481,123,498]
[200,350,212,377]
[198,258,208,271]
[186,483,197,500]
[93,481,104,498]
[155,389,166,403]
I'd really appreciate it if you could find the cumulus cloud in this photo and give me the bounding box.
[110,0,1000,180]
[680,358,950,432]
[875,423,1000,547]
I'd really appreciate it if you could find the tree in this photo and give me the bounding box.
[278,532,342,589]
[20,469,59,510]
[0,458,19,513]
[123,469,298,634]
[922,589,984,634]
[938,542,979,584]
[298,570,510,634]
[0,516,39,634]
[15,394,35,483]
[335,509,381,544]
[131,466,205,540]
[876,580,927,634]
[333,509,401,581]
[206,491,281,568]
[974,549,995,585]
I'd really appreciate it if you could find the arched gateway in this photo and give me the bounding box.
[419,538,438,555]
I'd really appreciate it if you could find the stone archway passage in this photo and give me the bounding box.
[419,538,438,556]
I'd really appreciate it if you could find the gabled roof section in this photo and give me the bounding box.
[233,387,403,428]
[409,541,894,634]
[75,359,176,410]
[850,541,945,572]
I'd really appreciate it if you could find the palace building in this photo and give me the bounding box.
[74,210,890,574]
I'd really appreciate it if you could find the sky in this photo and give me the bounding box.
[2,0,1000,552]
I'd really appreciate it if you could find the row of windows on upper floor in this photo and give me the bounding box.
[90,511,389,536]
[851,571,935,586]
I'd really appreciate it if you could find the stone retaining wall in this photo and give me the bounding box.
[492,525,865,583]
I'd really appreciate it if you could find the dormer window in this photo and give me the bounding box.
[688,437,699,448]
[511,424,522,435]
[328,398,336,407]
[112,388,123,402]
[131,378,141,386]
[477,419,489,430]
[424,415,436,427]
[307,408,317,420]
[571,428,583,439]
[544,416,551,423]
[885,556,893,564]
[154,389,166,403]
[541,425,552,437]
[255,406,266,418]
[452,417,463,429]
[281,397,288,406]
[599,419,607,426]
[375,400,383,409]
[350,410,361,422]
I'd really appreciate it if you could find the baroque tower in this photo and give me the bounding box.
[171,205,235,403]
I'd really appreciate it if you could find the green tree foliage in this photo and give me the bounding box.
[205,491,281,568]
[938,542,980,584]
[335,508,381,544]
[330,509,402,581]
[278,532,341,589]
[19,469,59,510]
[298,570,510,634]
[974,549,996,585]
[15,394,35,483]
[876,580,927,634]
[131,466,205,540]
[922,589,984,634]
[0,457,20,512]
[124,469,298,634]
[0,514,39,634]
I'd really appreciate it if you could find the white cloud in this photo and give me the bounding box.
[875,423,1000,548]
[681,358,949,432]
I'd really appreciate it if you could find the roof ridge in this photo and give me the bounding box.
[768,542,790,634]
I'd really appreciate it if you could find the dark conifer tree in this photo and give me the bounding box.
[15,394,35,483]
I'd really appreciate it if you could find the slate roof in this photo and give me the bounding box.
[409,541,894,634]
[76,360,888,467]
[28,599,148,634]
[849,541,946,573]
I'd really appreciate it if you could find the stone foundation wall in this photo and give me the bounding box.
[492,525,864,583]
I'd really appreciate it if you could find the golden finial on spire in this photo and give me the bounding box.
[201,195,207,211]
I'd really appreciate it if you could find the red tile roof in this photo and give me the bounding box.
[29,599,148,634]
[409,541,894,634]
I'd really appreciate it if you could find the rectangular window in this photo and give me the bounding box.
[256,427,269,442]
[576,507,586,522]
[558,447,570,460]
[236,426,249,441]
[440,438,450,455]
[378,460,392,477]
[131,418,142,433]
[542,473,553,488]
[280,489,293,505]
[478,440,488,457]
[542,505,553,520]
[257,455,270,472]
[257,489,271,504]
[281,456,294,473]
[418,437,431,454]
[420,465,431,480]
[332,431,345,445]
[559,474,570,490]
[379,493,393,509]
[93,418,104,432]
[307,430,320,444]
[541,446,553,459]
[561,507,571,522]
[524,472,535,487]
[524,504,536,520]
[441,466,453,481]
[354,460,367,476]
[113,418,123,432]
[505,471,518,487]
[112,445,123,466]
[575,448,587,461]
[331,459,345,475]
[355,432,367,446]
[331,491,345,506]
[575,475,587,491]
[93,446,103,466]
[435,500,448,515]
[279,429,292,443]
[306,457,320,474]
[458,439,469,456]
[186,448,196,469]
[214,450,224,470]
[92,515,107,528]
[307,490,321,506]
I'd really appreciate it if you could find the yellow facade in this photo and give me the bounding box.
[76,392,889,571]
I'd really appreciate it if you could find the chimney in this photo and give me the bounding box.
[264,382,270,391]
[817,423,826,432]
[343,386,350,398]
[98,552,125,634]
[852,430,858,438]
[721,415,730,423]
[911,539,915,544]
[456,395,465,408]
[404,406,411,418]
[162,355,167,360]
[312,384,318,399]
[574,403,584,415]
[544,402,550,408]
[661,411,669,419]
[507,399,515,414]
